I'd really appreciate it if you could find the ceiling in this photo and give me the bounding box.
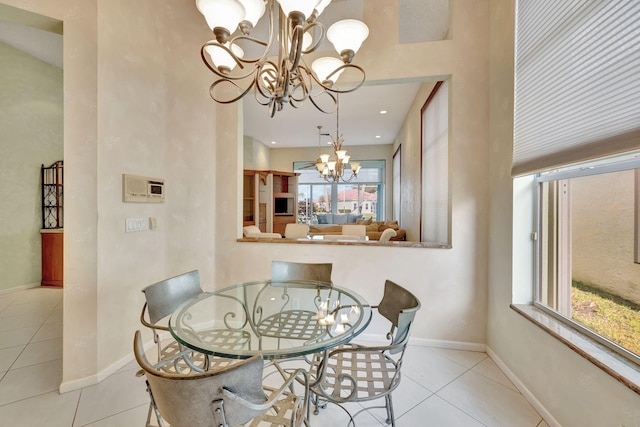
[241,0,449,148]
[0,1,449,149]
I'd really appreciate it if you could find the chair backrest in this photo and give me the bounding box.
[271,261,332,284]
[342,224,366,237]
[142,270,203,325]
[378,228,397,242]
[284,223,309,239]
[134,330,266,427]
[377,280,421,353]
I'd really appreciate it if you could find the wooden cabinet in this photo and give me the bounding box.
[271,172,297,234]
[243,170,298,235]
[243,171,256,226]
[41,161,63,287]
[41,230,63,287]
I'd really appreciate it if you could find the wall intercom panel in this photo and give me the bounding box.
[122,174,165,203]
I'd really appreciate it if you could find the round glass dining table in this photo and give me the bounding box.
[169,279,372,360]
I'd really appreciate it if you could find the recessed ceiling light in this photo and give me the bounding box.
[375,135,381,139]
[271,141,277,144]
[380,110,388,114]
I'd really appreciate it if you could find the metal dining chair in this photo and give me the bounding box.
[140,270,208,373]
[310,279,421,427]
[255,262,334,344]
[140,270,250,374]
[134,330,310,427]
[271,260,333,284]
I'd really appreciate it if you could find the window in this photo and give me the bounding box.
[536,155,640,363]
[513,0,640,378]
[294,160,385,223]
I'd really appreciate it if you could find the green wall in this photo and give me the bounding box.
[0,41,63,292]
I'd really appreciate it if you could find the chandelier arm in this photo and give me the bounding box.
[201,42,278,84]
[228,0,277,66]
[200,40,244,74]
[308,92,337,114]
[288,69,313,103]
[209,78,255,104]
[308,64,367,94]
[301,21,325,55]
[288,25,305,72]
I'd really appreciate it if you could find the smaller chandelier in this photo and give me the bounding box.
[315,99,360,183]
[196,0,369,117]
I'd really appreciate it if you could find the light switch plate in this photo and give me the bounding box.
[125,218,149,233]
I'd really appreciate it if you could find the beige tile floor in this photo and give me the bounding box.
[0,287,550,427]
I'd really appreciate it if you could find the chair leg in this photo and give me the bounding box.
[145,380,165,427]
[385,394,396,427]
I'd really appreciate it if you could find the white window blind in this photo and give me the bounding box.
[513,0,640,176]
[421,80,449,244]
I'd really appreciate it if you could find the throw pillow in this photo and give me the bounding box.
[384,220,399,230]
[347,214,363,224]
[317,214,328,224]
[366,223,379,232]
[356,217,373,225]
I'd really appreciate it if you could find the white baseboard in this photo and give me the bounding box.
[59,337,157,393]
[486,346,559,427]
[409,337,487,352]
[59,374,99,393]
[0,282,40,295]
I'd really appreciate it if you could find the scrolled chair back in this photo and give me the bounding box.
[377,279,421,354]
[271,260,333,287]
[134,330,266,427]
[141,270,203,325]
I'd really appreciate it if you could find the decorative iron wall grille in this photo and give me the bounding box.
[41,161,63,229]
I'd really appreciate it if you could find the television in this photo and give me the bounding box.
[274,197,292,214]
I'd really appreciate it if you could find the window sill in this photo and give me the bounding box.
[237,237,451,248]
[511,304,640,396]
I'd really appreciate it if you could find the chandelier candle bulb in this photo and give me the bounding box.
[204,43,244,73]
[276,0,319,20]
[196,0,246,42]
[237,0,265,30]
[324,314,335,325]
[314,0,332,17]
[327,19,370,63]
[334,323,345,334]
[340,313,349,324]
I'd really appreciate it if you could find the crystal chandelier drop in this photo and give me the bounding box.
[196,0,369,117]
[315,97,360,183]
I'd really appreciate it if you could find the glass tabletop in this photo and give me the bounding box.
[169,280,372,360]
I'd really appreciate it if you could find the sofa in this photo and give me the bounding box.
[308,218,406,241]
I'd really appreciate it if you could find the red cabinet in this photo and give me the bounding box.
[41,230,63,287]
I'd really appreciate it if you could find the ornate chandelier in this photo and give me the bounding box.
[196,0,369,117]
[315,97,360,183]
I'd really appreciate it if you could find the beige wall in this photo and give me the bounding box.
[487,0,640,425]
[0,41,63,292]
[2,0,218,389]
[216,0,491,350]
[243,136,270,170]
